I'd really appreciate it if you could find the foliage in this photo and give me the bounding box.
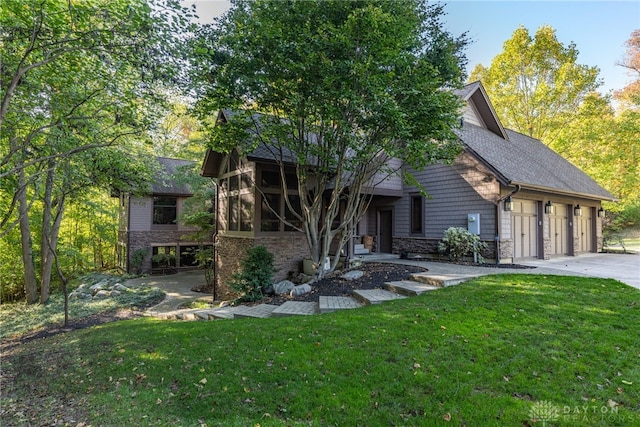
[469,25,600,144]
[0,272,164,339]
[0,0,194,303]
[191,0,468,278]
[614,29,640,109]
[438,227,488,262]
[130,248,148,275]
[2,275,638,425]
[229,245,274,302]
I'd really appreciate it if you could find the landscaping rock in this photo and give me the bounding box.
[341,270,364,281]
[110,290,121,297]
[93,290,111,299]
[290,284,312,297]
[89,283,104,293]
[112,283,128,292]
[273,280,296,295]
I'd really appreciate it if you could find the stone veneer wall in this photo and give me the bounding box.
[393,237,497,262]
[215,234,309,301]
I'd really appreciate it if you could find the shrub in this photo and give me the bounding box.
[229,245,274,302]
[130,248,148,274]
[438,227,488,263]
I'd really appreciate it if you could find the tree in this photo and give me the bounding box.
[469,25,601,145]
[191,0,468,279]
[614,29,640,109]
[0,0,194,303]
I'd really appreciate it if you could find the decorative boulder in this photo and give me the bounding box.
[341,270,364,281]
[112,283,128,292]
[89,283,104,293]
[273,280,296,295]
[93,290,111,299]
[110,290,121,297]
[290,284,312,297]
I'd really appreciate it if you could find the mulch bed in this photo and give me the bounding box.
[262,262,428,305]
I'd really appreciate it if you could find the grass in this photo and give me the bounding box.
[2,274,639,426]
[0,272,164,340]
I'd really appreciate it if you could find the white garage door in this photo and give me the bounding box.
[576,207,593,253]
[511,200,538,259]
[549,204,568,256]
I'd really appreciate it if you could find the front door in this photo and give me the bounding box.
[378,209,393,253]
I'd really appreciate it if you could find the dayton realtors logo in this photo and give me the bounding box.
[529,401,559,426]
[529,400,635,425]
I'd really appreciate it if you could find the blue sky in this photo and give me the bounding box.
[185,0,640,96]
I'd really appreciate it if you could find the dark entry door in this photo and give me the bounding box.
[378,209,393,253]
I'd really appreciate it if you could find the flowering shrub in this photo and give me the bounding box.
[438,227,488,263]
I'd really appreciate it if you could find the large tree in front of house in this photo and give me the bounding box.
[191,0,468,278]
[469,25,601,147]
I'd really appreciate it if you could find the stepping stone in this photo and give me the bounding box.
[319,296,363,313]
[271,301,319,317]
[384,280,441,296]
[410,273,478,287]
[232,304,279,319]
[207,307,237,320]
[175,309,200,320]
[352,289,407,305]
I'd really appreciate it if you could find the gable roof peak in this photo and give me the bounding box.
[456,81,508,140]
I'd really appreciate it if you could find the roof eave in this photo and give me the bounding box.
[509,181,618,202]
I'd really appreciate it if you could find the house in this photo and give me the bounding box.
[201,82,615,295]
[116,157,212,274]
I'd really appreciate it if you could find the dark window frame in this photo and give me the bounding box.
[410,194,424,235]
[152,196,177,226]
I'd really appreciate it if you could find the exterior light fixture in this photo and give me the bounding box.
[544,201,555,215]
[574,205,582,217]
[504,196,514,212]
[598,207,605,218]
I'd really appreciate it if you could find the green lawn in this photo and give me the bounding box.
[2,274,638,426]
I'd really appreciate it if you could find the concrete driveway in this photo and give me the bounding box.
[519,252,640,290]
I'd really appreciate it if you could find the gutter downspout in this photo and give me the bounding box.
[495,185,521,265]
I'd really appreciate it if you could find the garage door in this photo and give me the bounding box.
[549,204,568,256]
[576,207,593,253]
[511,200,538,259]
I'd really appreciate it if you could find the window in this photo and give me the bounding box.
[151,246,176,268]
[284,195,302,231]
[153,197,177,225]
[410,195,423,234]
[179,245,199,268]
[261,193,281,231]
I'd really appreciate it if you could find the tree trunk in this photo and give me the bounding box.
[41,191,65,304]
[17,163,38,304]
[40,162,55,303]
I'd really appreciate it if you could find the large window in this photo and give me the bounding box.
[410,195,423,234]
[153,197,177,225]
[220,152,253,233]
[260,169,301,232]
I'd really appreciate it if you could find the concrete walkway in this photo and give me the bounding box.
[123,270,210,313]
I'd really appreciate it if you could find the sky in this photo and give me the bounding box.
[183,0,640,96]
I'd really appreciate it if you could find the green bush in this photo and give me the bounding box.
[130,248,148,274]
[229,245,274,302]
[438,227,488,263]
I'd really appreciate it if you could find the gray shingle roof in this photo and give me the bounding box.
[459,122,615,201]
[152,157,195,196]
